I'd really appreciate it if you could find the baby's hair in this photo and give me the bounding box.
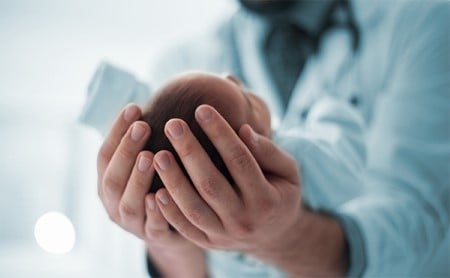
[141,79,235,193]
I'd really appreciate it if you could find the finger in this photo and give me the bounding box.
[101,121,150,218]
[239,124,300,184]
[154,150,224,233]
[164,119,242,219]
[156,189,210,247]
[194,105,270,203]
[118,151,155,238]
[144,194,172,242]
[98,103,141,179]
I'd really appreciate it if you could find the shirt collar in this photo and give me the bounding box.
[288,1,335,37]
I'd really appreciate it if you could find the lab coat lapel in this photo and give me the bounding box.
[283,26,356,130]
[231,12,284,130]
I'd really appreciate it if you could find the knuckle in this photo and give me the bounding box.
[176,141,196,159]
[233,219,254,240]
[229,146,251,171]
[102,174,121,195]
[198,177,220,200]
[117,144,136,161]
[185,201,209,227]
[257,197,275,216]
[118,201,139,220]
[186,209,203,226]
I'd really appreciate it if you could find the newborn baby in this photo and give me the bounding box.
[141,72,271,193]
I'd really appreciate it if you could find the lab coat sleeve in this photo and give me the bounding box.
[275,96,367,276]
[79,62,151,136]
[336,2,449,276]
[275,97,366,211]
[275,96,367,277]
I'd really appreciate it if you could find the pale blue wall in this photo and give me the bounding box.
[0,0,236,277]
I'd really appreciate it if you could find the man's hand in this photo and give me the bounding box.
[97,104,207,278]
[153,105,348,276]
[97,104,151,238]
[152,104,302,252]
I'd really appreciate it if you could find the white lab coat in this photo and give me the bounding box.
[80,0,449,276]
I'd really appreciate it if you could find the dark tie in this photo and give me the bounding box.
[263,23,315,109]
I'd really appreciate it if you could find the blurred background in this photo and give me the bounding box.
[0,0,236,277]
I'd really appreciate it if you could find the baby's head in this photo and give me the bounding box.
[141,72,271,193]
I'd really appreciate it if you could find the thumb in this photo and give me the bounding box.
[239,124,300,184]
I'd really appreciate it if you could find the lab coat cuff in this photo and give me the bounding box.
[333,210,367,277]
[78,62,150,136]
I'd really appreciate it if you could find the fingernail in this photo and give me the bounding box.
[155,153,170,170]
[196,106,213,122]
[124,104,138,122]
[138,156,151,172]
[147,198,156,210]
[158,192,170,205]
[131,124,145,141]
[166,121,184,140]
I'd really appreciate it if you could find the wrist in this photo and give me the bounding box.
[298,209,349,276]
[252,208,349,277]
